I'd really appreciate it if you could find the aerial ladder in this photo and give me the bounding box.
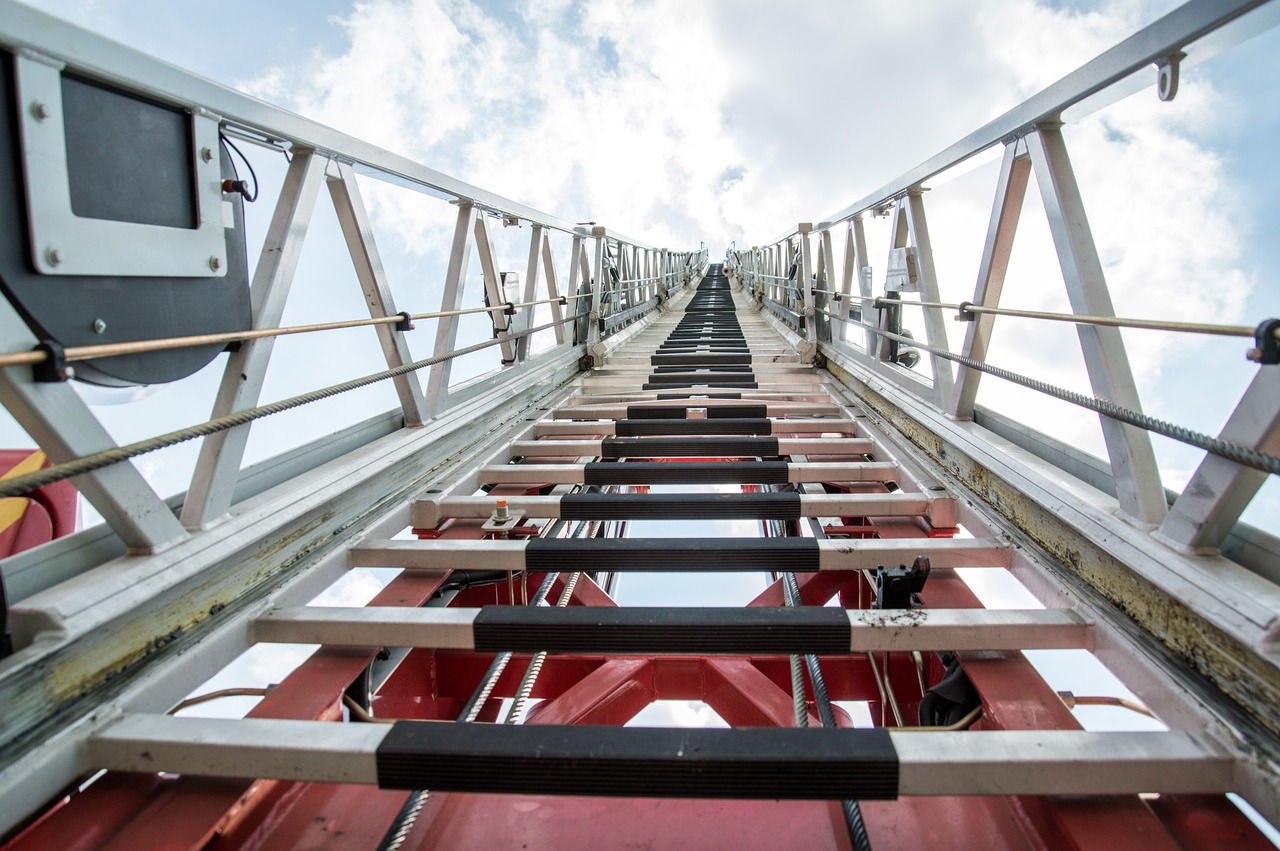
[0,0,1278,848]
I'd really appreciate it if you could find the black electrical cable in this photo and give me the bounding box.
[219,133,259,202]
[782,571,873,851]
[431,569,517,596]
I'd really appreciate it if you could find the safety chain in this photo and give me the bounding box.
[0,313,589,500]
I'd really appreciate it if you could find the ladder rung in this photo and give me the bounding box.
[254,606,1090,653]
[509,437,875,458]
[349,537,1010,572]
[570,392,830,403]
[533,419,854,437]
[89,716,1233,798]
[474,461,900,486]
[552,403,841,418]
[650,352,753,365]
[420,492,937,524]
[623,404,769,419]
[540,419,773,437]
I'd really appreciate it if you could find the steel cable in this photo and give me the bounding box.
[790,653,809,728]
[0,313,589,500]
[829,317,1280,476]
[504,571,582,725]
[0,294,593,369]
[376,569,563,851]
[781,572,873,851]
[378,517,595,850]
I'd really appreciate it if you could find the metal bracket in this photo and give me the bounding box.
[955,301,976,322]
[885,247,919,293]
[1156,51,1185,102]
[14,55,228,278]
[481,500,524,535]
[1248,317,1279,365]
[873,556,931,610]
[394,311,414,332]
[32,340,73,382]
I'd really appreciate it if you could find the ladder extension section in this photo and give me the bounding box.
[29,264,1259,850]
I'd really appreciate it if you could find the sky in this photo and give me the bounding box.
[7,0,1276,530]
[8,0,1279,692]
[8,4,1280,833]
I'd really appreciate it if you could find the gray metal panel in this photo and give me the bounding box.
[0,1,656,246]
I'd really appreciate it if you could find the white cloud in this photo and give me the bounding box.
[12,0,1265,523]
[309,567,398,606]
[626,699,729,728]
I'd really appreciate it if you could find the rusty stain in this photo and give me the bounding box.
[826,359,1280,740]
[5,376,581,768]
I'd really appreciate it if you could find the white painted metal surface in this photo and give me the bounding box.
[0,0,1275,838]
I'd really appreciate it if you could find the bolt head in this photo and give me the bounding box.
[208,256,222,271]
[92,318,107,334]
[45,247,61,266]
[29,101,49,121]
[62,366,75,380]
[200,146,214,162]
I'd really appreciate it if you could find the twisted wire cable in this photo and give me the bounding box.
[504,571,582,725]
[377,569,563,851]
[0,313,589,500]
[781,572,873,851]
[839,319,1280,476]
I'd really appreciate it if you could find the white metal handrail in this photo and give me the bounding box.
[728,0,1280,551]
[0,3,706,551]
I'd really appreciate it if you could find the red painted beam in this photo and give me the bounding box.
[702,658,817,728]
[527,658,655,726]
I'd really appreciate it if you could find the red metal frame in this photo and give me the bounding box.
[4,463,1269,850]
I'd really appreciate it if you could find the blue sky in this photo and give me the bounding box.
[8,5,1278,810]
[7,0,1276,535]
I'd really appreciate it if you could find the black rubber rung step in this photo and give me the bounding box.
[652,365,753,374]
[652,353,752,365]
[663,330,744,335]
[625,405,688,419]
[525,536,819,572]
[655,393,742,400]
[657,350,751,356]
[663,340,745,346]
[643,383,758,390]
[615,418,771,436]
[376,723,898,800]
[583,461,786,484]
[622,404,766,419]
[645,373,756,384]
[710,404,768,418]
[559,492,800,520]
[652,353,752,366]
[473,606,848,653]
[668,330,743,335]
[600,436,779,458]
